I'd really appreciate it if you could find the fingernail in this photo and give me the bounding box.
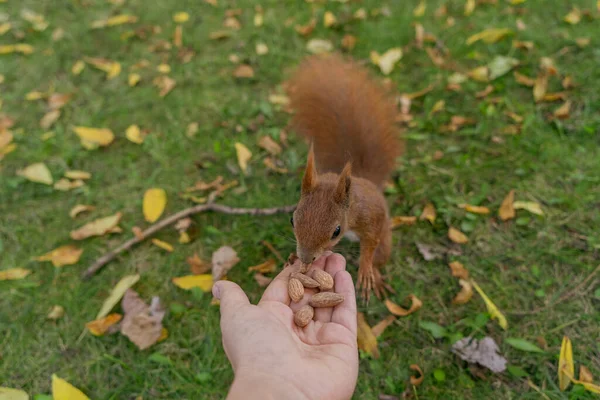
[212,282,221,299]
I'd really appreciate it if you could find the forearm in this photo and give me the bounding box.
[227,371,311,400]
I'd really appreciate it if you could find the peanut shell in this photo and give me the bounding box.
[291,272,320,288]
[313,269,334,290]
[294,305,314,327]
[309,292,344,308]
[288,277,304,302]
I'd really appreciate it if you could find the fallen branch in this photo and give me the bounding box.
[82,202,296,279]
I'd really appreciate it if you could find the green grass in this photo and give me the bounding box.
[1,0,600,398]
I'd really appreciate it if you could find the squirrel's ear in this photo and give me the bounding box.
[301,146,317,194]
[334,162,352,205]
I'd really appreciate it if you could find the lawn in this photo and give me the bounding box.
[1,0,599,399]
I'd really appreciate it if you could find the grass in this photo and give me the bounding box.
[1,0,599,398]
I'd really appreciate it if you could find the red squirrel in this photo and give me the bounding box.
[286,54,403,299]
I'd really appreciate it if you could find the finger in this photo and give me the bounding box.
[314,253,346,323]
[213,281,250,320]
[331,270,357,336]
[259,258,301,305]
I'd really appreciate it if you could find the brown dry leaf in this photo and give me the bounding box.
[466,28,513,45]
[452,337,507,373]
[425,47,445,67]
[357,312,379,358]
[36,245,83,267]
[186,176,223,192]
[449,261,469,279]
[17,162,53,185]
[513,40,534,51]
[385,295,422,317]
[0,268,31,281]
[575,37,590,48]
[580,366,593,383]
[533,73,548,102]
[268,94,290,106]
[452,279,474,305]
[254,273,273,287]
[475,85,494,99]
[86,313,122,336]
[514,71,535,87]
[153,75,176,97]
[73,126,115,148]
[84,57,121,79]
[553,101,571,120]
[263,157,288,174]
[391,216,417,228]
[563,7,581,24]
[54,178,85,191]
[542,92,567,102]
[232,64,254,79]
[306,39,333,54]
[498,190,515,221]
[371,315,396,337]
[40,110,61,129]
[505,111,524,123]
[234,142,252,174]
[341,34,357,51]
[458,204,490,214]
[258,136,282,155]
[209,30,232,40]
[562,76,575,89]
[420,203,436,224]
[151,239,173,252]
[441,116,476,133]
[69,204,95,218]
[48,93,72,110]
[410,364,424,386]
[248,259,277,274]
[448,227,469,244]
[47,305,65,320]
[323,11,337,28]
[70,212,122,240]
[295,18,316,36]
[121,289,165,350]
[223,17,241,30]
[212,246,240,280]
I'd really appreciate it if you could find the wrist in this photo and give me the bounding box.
[227,369,311,400]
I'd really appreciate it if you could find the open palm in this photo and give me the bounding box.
[215,252,358,400]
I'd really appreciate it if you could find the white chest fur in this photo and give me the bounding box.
[344,230,360,242]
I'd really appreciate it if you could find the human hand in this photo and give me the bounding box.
[213,252,358,400]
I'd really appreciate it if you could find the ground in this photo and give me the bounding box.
[1,0,599,399]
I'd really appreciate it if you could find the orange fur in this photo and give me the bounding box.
[287,54,403,300]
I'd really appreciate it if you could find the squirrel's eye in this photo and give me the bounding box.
[332,225,341,239]
[290,217,294,227]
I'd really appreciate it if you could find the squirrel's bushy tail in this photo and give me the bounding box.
[286,54,402,187]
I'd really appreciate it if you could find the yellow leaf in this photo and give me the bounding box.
[85,313,122,336]
[323,11,337,28]
[471,279,507,330]
[151,238,174,252]
[26,90,46,100]
[464,0,475,16]
[553,101,571,120]
[84,57,121,79]
[157,64,171,74]
[73,126,115,147]
[0,44,34,55]
[128,73,141,87]
[458,204,490,214]
[54,177,84,191]
[143,188,167,222]
[466,28,513,45]
[420,203,436,223]
[255,42,269,55]
[430,100,445,115]
[452,279,473,305]
[413,1,426,17]
[65,170,91,180]
[17,162,53,185]
[52,374,90,400]
[558,336,574,391]
[96,274,140,319]
[70,212,122,240]
[69,204,95,218]
[563,8,581,25]
[234,142,252,174]
[47,305,65,320]
[306,39,333,54]
[391,216,417,228]
[578,381,600,394]
[373,48,403,75]
[36,245,83,267]
[253,12,264,27]
[0,387,29,400]
[357,312,379,358]
[449,261,470,279]
[72,60,85,75]
[513,201,544,216]
[468,66,489,82]
[498,190,515,221]
[92,14,138,28]
[173,12,190,23]
[533,73,548,102]
[247,259,277,273]
[172,274,213,291]
[0,22,12,35]
[448,227,469,244]
[385,295,423,316]
[125,124,144,144]
[158,327,169,342]
[0,268,31,281]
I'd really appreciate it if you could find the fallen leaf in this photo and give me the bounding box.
[416,242,444,261]
[158,328,169,342]
[458,204,490,214]
[96,274,140,319]
[212,246,240,280]
[72,60,85,75]
[471,279,507,330]
[70,212,122,240]
[54,178,85,191]
[513,40,534,50]
[578,382,600,394]
[357,312,379,358]
[0,387,28,400]
[563,7,581,24]
[73,126,115,147]
[449,261,469,279]
[452,279,473,305]
[258,136,282,156]
[0,268,31,281]
[125,124,145,144]
[234,142,252,174]
[468,66,489,82]
[209,30,232,40]
[86,313,122,336]
[391,216,417,228]
[255,42,269,55]
[186,122,199,137]
[248,259,277,273]
[0,44,35,55]
[579,366,593,383]
[39,110,61,129]
[575,37,590,48]
[413,1,426,17]
[420,203,436,224]
[64,170,91,180]
[410,364,424,386]
[533,73,548,102]
[143,188,167,222]
[151,239,173,252]
[475,85,494,98]
[513,201,544,216]
[153,75,176,97]
[92,14,138,28]
[233,64,254,79]
[128,73,141,87]
[52,375,90,400]
[452,337,507,373]
[17,162,53,185]
[464,0,475,16]
[173,11,190,23]
[371,48,403,75]
[263,157,288,174]
[254,273,273,287]
[371,315,396,337]
[47,305,65,320]
[84,57,121,79]
[47,93,72,110]
[448,227,469,244]
[505,337,544,353]
[341,34,357,51]
[558,336,574,390]
[36,245,83,267]
[488,56,519,80]
[430,100,445,115]
[254,11,264,27]
[69,204,95,218]
[268,94,290,106]
[498,190,515,221]
[223,16,241,30]
[385,295,422,317]
[121,289,165,350]
[514,71,535,87]
[553,101,571,120]
[157,64,171,74]
[295,18,316,36]
[466,28,513,45]
[306,39,333,54]
[323,11,337,28]
[172,274,213,291]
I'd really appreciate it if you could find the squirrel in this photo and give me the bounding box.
[285,54,403,300]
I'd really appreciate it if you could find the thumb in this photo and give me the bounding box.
[213,280,250,317]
